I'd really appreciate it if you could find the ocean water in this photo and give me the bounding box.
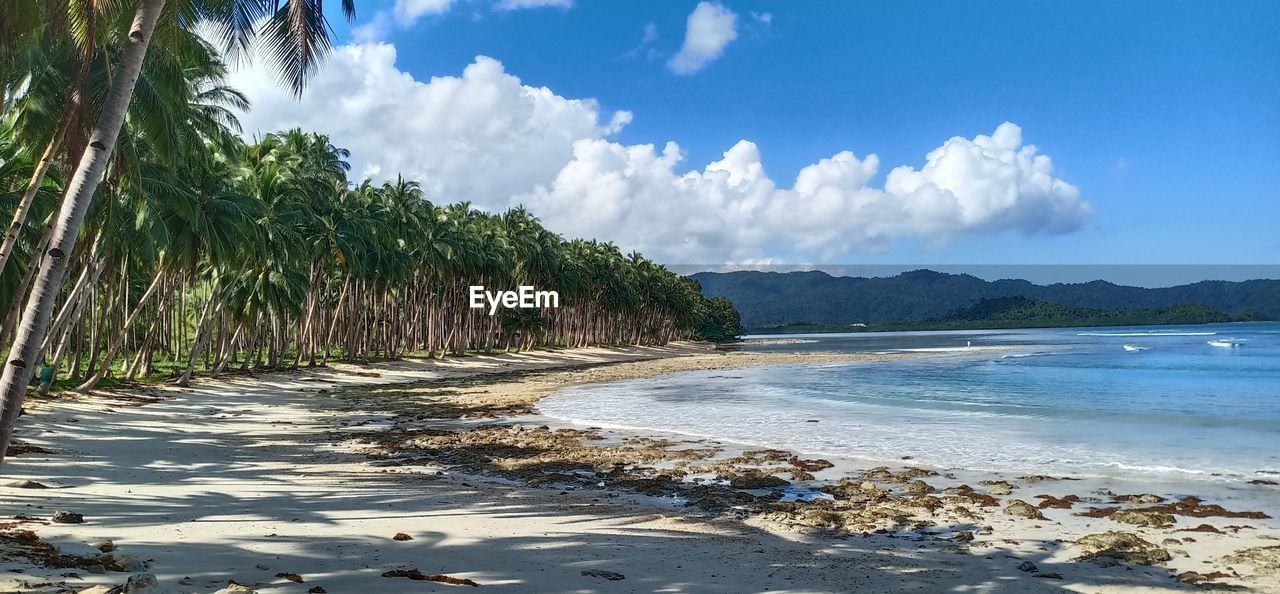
[539,322,1280,484]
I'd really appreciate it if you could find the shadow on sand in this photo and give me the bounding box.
[0,349,1211,593]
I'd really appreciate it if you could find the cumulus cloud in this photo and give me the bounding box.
[668,2,738,75]
[227,46,629,207]
[515,123,1092,262]
[226,43,1091,263]
[883,124,1092,235]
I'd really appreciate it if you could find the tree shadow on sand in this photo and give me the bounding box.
[0,360,1260,593]
[2,480,1212,593]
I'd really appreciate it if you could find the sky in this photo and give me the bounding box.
[225,0,1280,273]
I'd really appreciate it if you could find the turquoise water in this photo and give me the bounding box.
[540,322,1280,483]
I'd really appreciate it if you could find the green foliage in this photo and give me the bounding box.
[0,0,743,389]
[888,297,1238,330]
[750,297,1251,333]
[502,308,547,337]
[695,296,743,342]
[694,270,1280,329]
[0,123,740,386]
[0,18,747,391]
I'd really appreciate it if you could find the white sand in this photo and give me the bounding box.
[2,344,1276,593]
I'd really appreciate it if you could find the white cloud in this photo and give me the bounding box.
[642,22,659,43]
[353,0,457,42]
[227,46,629,208]
[496,0,572,10]
[226,42,1091,263]
[353,0,569,41]
[883,124,1092,235]
[351,11,394,42]
[515,123,1092,262]
[621,22,661,61]
[668,2,738,75]
[395,0,456,24]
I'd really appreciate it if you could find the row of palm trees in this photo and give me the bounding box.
[0,0,741,468]
[3,125,731,387]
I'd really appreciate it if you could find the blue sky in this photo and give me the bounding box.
[235,1,1279,269]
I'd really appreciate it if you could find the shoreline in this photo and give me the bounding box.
[2,343,1277,593]
[324,344,1280,593]
[736,319,1278,337]
[537,383,1278,501]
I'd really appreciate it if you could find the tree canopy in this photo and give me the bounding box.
[0,3,740,399]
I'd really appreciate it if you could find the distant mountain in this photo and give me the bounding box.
[689,269,1280,329]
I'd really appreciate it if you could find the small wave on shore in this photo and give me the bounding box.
[543,323,1280,485]
[740,338,820,346]
[999,351,1063,359]
[892,345,1018,353]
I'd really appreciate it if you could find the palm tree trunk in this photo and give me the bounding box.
[0,144,60,280]
[38,237,102,356]
[77,267,166,391]
[126,295,169,380]
[293,263,320,367]
[38,287,91,396]
[39,258,96,357]
[0,229,54,346]
[127,276,178,380]
[321,273,351,366]
[38,261,105,395]
[177,282,222,386]
[0,0,165,468]
[0,5,95,279]
[213,322,244,376]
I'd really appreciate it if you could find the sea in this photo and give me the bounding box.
[539,322,1280,488]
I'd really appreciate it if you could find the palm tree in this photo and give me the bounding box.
[0,0,98,277]
[0,0,361,468]
[2,16,737,466]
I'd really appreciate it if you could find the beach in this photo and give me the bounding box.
[2,342,1278,593]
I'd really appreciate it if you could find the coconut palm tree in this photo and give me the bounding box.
[0,0,99,277]
[0,0,362,467]
[2,23,737,468]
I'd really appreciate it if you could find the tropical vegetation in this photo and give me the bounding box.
[694,269,1280,329]
[694,296,743,342]
[751,297,1260,334]
[0,0,738,467]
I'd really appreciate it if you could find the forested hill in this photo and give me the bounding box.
[875,297,1234,331]
[690,269,1280,329]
